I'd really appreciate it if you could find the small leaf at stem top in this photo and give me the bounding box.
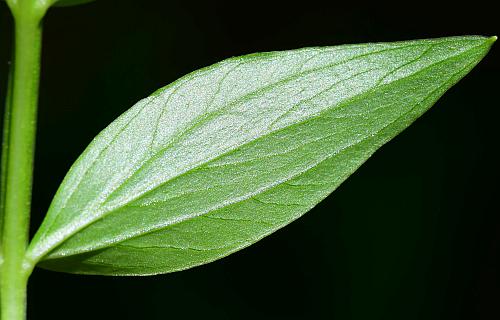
[52,0,95,7]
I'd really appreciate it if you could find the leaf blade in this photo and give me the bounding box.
[51,0,95,7]
[27,36,495,275]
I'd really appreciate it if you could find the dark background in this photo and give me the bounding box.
[1,0,499,319]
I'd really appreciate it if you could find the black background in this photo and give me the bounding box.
[0,0,499,319]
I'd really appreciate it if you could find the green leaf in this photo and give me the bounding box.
[1,0,95,10]
[26,36,495,275]
[51,0,95,7]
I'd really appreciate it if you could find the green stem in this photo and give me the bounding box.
[0,3,47,319]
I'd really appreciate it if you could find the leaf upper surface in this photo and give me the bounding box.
[27,36,495,275]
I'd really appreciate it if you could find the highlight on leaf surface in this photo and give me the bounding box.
[26,36,495,275]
